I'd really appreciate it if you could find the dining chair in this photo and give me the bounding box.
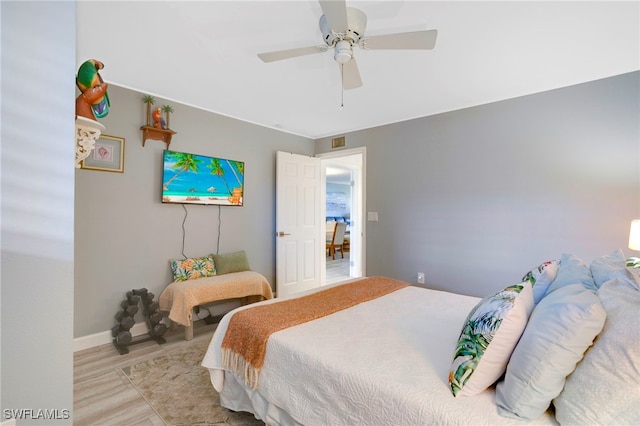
[326,221,336,256]
[326,222,347,259]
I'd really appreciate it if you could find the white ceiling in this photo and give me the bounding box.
[77,1,639,140]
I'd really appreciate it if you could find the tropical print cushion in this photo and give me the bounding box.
[627,257,640,268]
[169,255,216,282]
[521,260,559,304]
[449,281,534,397]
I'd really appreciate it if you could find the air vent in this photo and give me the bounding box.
[331,136,345,149]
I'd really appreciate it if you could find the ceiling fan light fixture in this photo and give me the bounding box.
[256,1,438,90]
[334,40,352,64]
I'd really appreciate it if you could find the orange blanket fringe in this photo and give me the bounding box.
[221,276,408,388]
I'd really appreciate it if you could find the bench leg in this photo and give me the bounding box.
[185,324,194,341]
[167,318,178,331]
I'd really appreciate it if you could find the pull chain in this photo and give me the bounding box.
[340,63,344,110]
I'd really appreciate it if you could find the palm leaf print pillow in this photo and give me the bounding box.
[169,255,216,282]
[449,281,534,397]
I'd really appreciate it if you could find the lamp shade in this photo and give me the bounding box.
[629,220,640,251]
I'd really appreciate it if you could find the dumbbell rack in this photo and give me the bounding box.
[112,288,167,355]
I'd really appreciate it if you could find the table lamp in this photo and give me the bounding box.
[629,220,640,251]
[628,219,640,268]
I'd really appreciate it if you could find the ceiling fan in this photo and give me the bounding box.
[257,0,438,90]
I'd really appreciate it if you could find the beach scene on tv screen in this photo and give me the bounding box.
[162,150,244,206]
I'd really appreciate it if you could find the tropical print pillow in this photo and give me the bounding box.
[521,260,560,304]
[169,255,216,282]
[626,257,640,268]
[449,281,534,397]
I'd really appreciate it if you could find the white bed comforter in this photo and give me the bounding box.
[202,284,557,426]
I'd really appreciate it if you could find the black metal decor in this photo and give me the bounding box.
[112,288,167,355]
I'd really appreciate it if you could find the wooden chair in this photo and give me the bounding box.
[326,222,347,259]
[326,221,337,241]
[326,221,336,255]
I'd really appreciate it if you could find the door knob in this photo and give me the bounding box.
[277,231,291,237]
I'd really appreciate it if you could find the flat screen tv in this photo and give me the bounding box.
[162,149,244,206]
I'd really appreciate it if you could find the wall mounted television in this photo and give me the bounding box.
[162,149,244,206]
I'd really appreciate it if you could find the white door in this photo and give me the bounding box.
[276,151,322,298]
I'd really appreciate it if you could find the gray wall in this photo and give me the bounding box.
[1,1,75,423]
[316,72,640,297]
[74,85,314,337]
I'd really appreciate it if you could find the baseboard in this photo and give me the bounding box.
[73,301,238,352]
[73,321,150,352]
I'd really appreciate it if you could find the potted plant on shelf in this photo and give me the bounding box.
[161,104,174,129]
[143,95,155,126]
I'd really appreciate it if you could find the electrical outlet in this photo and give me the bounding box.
[417,272,425,284]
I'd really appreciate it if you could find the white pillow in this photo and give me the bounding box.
[554,277,640,425]
[521,260,559,304]
[545,253,597,295]
[590,249,627,287]
[449,281,534,397]
[495,284,606,420]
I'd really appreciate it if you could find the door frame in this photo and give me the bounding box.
[317,147,366,284]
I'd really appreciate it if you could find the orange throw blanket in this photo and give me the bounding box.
[221,276,408,388]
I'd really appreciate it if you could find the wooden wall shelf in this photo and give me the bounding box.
[141,125,176,149]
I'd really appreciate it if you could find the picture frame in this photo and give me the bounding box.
[81,134,125,173]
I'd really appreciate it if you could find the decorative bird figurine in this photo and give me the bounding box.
[75,59,110,121]
[152,107,167,129]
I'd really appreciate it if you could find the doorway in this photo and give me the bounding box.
[318,148,365,285]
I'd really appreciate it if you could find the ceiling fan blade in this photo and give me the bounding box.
[319,0,349,31]
[361,29,438,50]
[258,45,327,63]
[341,58,362,90]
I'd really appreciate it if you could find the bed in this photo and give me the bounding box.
[202,250,640,426]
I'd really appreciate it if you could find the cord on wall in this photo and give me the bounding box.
[215,205,221,255]
[181,204,188,259]
[179,204,222,258]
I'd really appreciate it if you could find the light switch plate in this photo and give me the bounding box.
[367,212,379,222]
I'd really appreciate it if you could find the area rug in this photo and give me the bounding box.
[121,339,264,425]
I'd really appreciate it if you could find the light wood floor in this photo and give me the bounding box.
[326,251,351,285]
[73,321,219,426]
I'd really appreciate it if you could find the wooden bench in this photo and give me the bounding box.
[159,270,273,340]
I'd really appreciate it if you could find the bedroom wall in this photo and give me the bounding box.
[1,1,75,423]
[74,85,314,338]
[315,72,640,297]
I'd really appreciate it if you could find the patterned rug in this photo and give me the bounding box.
[121,339,264,425]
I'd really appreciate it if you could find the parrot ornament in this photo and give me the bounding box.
[152,107,167,129]
[75,59,110,121]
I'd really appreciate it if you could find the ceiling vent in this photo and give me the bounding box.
[332,136,346,149]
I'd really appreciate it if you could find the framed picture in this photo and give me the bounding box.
[81,134,125,173]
